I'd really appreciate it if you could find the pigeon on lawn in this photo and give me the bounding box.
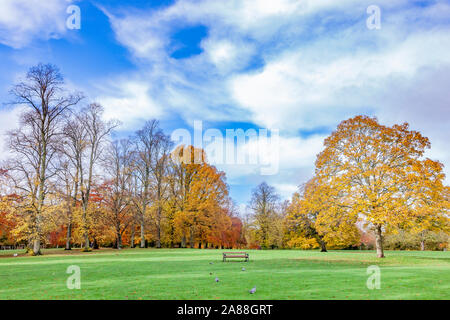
[249,286,256,294]
[209,262,213,265]
[242,267,246,271]
[215,277,219,282]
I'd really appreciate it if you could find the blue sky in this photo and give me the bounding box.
[1,0,450,211]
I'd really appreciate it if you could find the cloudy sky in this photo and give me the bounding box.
[0,0,449,209]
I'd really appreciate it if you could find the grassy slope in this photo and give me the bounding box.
[0,249,448,300]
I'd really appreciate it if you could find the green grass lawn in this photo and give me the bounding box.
[0,248,448,300]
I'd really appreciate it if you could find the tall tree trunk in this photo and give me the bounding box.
[320,240,327,252]
[156,207,161,248]
[140,219,146,248]
[92,238,99,249]
[65,222,72,250]
[33,133,47,256]
[82,203,90,251]
[170,227,175,248]
[66,168,79,251]
[83,225,90,251]
[32,239,41,256]
[140,175,149,248]
[189,229,194,248]
[420,240,425,251]
[181,235,186,248]
[27,238,33,252]
[32,216,42,255]
[375,225,385,258]
[155,181,162,248]
[140,199,146,248]
[130,226,135,248]
[117,232,122,249]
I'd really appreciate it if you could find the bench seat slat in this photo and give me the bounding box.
[223,252,247,254]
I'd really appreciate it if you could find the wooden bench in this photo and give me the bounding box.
[223,252,249,262]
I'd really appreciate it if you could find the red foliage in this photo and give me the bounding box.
[223,216,245,248]
[0,209,16,245]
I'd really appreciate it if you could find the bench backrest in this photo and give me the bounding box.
[223,252,247,255]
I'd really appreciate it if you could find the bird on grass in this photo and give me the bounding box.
[242,267,246,271]
[209,262,213,265]
[215,277,219,282]
[249,286,256,294]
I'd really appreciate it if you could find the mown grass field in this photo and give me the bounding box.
[0,248,448,300]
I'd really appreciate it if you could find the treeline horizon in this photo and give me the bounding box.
[0,64,449,257]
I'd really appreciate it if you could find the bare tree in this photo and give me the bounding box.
[6,64,82,255]
[70,103,118,251]
[128,174,141,248]
[132,120,162,248]
[103,139,134,249]
[58,116,88,250]
[53,155,79,250]
[249,182,280,249]
[151,132,172,248]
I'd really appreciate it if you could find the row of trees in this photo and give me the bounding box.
[0,64,448,257]
[0,64,244,255]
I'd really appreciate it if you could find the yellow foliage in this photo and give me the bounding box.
[287,235,319,249]
[313,115,449,255]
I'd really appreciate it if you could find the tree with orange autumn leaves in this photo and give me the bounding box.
[168,145,242,248]
[285,177,360,251]
[309,116,449,257]
[0,169,16,246]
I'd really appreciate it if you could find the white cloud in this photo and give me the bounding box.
[0,107,23,159]
[202,38,256,74]
[95,80,163,130]
[230,29,450,131]
[272,183,299,199]
[215,133,325,188]
[0,0,74,48]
